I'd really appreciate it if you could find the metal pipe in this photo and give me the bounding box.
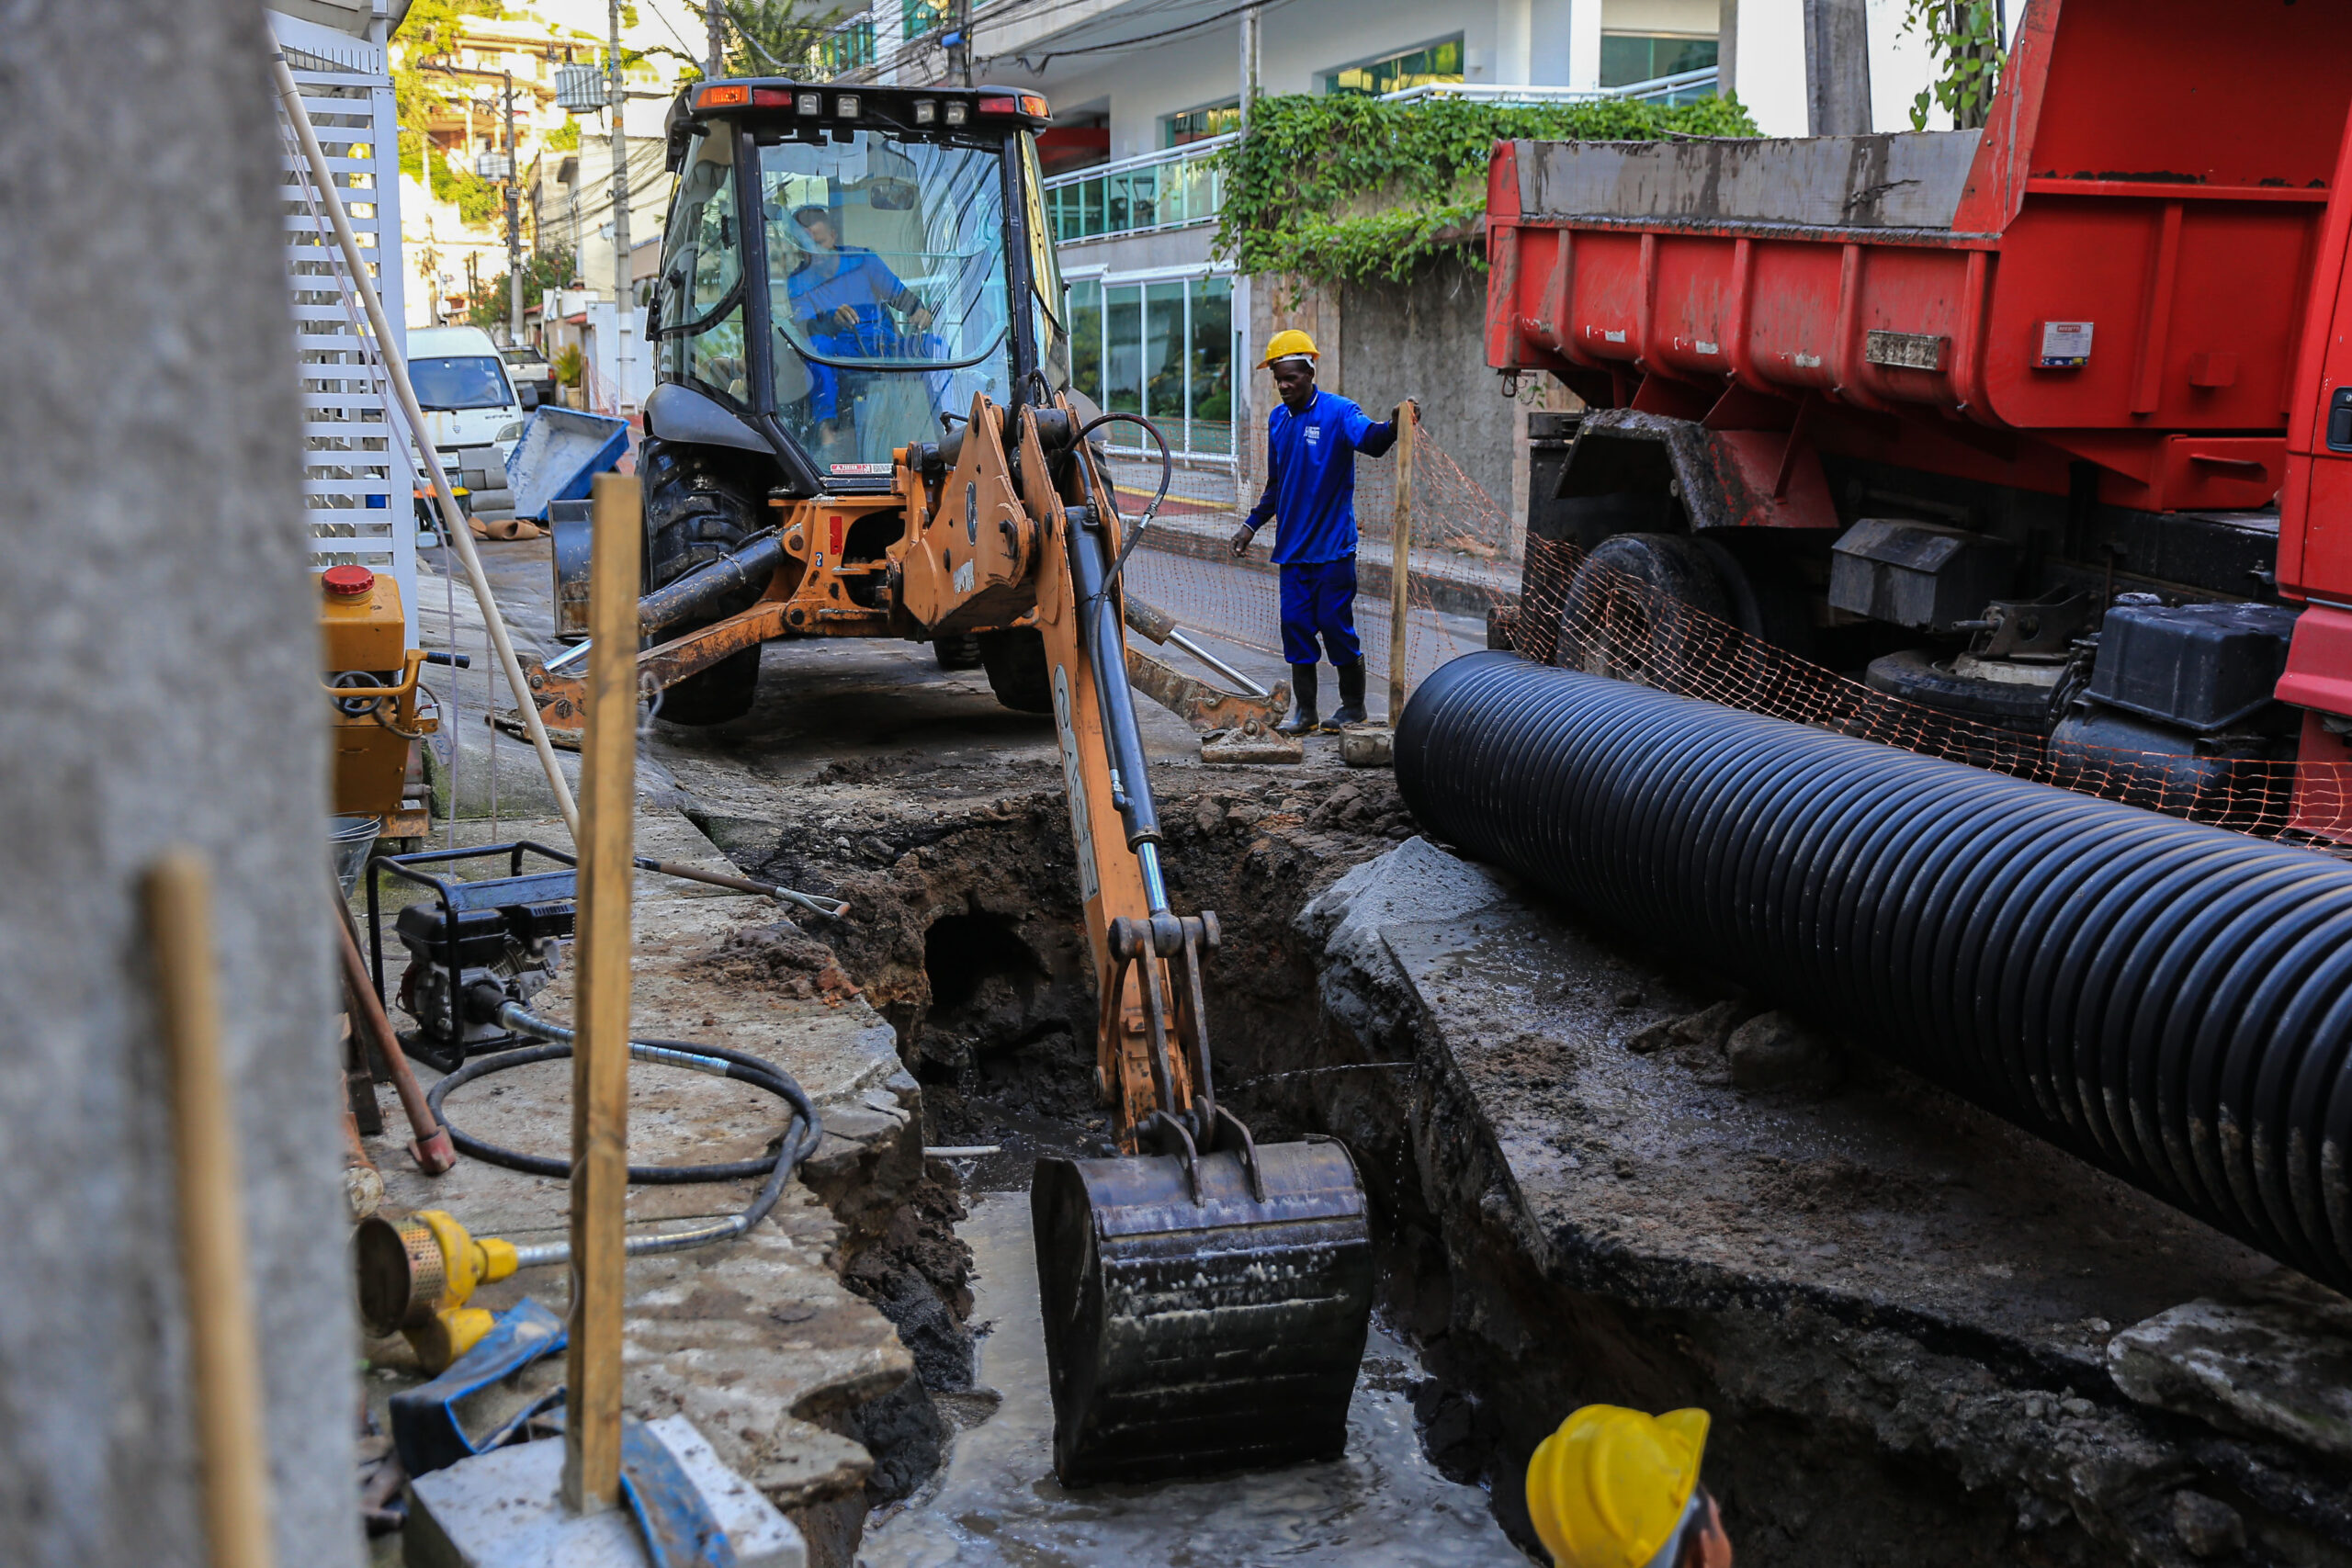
[1166,628,1268,698]
[1396,652,2352,1293]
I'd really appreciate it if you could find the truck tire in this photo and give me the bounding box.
[977,627,1053,714]
[1555,532,1735,684]
[933,633,983,671]
[1864,648,2056,736]
[641,441,763,726]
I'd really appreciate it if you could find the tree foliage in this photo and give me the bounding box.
[1212,92,1758,289]
[1902,0,2006,131]
[466,247,579,331]
[722,0,845,78]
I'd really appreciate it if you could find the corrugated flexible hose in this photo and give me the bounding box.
[1395,651,2352,1292]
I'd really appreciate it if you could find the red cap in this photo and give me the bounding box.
[322,565,375,598]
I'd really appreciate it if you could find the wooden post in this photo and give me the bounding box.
[561,472,640,1514]
[145,851,278,1568]
[1385,405,1418,723]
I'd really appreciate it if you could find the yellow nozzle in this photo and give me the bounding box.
[355,1210,523,1372]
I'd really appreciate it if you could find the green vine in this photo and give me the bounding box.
[1901,0,2006,131]
[1212,92,1758,289]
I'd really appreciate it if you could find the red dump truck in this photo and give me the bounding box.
[1484,0,2352,839]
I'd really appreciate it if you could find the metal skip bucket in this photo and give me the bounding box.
[1032,1138,1374,1484]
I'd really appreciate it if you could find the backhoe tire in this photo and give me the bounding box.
[641,441,763,727]
[977,627,1053,714]
[933,633,983,671]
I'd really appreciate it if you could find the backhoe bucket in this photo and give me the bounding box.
[1032,1138,1374,1484]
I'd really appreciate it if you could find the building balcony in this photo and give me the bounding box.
[1045,135,1233,245]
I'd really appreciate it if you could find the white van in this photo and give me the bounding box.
[407,324,528,475]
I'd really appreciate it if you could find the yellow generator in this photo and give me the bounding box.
[319,564,438,826]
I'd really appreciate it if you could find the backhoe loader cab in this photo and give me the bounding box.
[535,81,1375,1486]
[608,81,1071,723]
[652,83,1065,490]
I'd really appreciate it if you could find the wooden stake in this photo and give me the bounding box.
[1385,404,1419,723]
[145,851,277,1568]
[561,472,641,1514]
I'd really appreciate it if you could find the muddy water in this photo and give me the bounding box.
[858,1190,1523,1568]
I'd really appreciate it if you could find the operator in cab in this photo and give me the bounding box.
[1527,1404,1735,1568]
[778,204,934,454]
[1228,329,1417,736]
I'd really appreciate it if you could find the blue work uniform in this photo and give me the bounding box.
[1240,389,1399,666]
[786,245,922,423]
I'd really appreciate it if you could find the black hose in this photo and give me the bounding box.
[424,1013,823,1261]
[1395,652,2352,1292]
[1073,412,1172,592]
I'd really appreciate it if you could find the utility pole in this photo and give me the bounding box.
[1238,6,1260,136]
[607,0,631,417]
[504,70,524,346]
[705,0,726,78]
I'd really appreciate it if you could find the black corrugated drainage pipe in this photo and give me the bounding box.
[1396,651,2352,1292]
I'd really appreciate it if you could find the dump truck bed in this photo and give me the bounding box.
[1485,0,2352,515]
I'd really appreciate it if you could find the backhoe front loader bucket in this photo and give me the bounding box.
[1032,1138,1374,1484]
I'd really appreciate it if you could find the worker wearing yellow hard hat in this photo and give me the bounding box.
[1231,327,1418,736]
[1527,1404,1734,1568]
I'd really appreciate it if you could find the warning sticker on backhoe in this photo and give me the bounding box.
[2037,321,2093,368]
[1053,666,1101,903]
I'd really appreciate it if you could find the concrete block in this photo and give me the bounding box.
[1338,724,1394,768]
[405,1417,806,1568]
[2109,1296,2352,1460]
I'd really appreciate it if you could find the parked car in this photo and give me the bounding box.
[407,324,526,468]
[501,342,552,410]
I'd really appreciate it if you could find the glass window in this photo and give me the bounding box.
[1067,279,1102,406]
[1106,172,1131,234]
[1600,33,1718,87]
[1188,276,1232,455]
[1129,166,1159,231]
[902,0,947,39]
[1019,133,1069,392]
[1144,282,1186,435]
[1165,101,1239,148]
[1104,284,1142,413]
[658,129,751,405]
[411,355,514,411]
[754,131,1012,477]
[1326,36,1464,96]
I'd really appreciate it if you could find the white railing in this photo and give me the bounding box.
[1379,67,1721,107]
[1043,134,1236,243]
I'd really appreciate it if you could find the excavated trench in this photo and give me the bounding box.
[687,754,2352,1567]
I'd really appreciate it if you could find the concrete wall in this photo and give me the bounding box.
[0,5,362,1565]
[1335,256,1526,530]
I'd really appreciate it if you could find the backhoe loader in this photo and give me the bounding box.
[524,77,1373,1483]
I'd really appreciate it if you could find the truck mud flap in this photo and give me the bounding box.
[1032,1138,1374,1484]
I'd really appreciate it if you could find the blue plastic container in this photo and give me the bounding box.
[504,408,630,522]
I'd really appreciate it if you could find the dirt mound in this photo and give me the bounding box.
[689,919,862,1005]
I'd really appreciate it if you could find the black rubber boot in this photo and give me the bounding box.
[1279,664,1319,736]
[1328,659,1368,729]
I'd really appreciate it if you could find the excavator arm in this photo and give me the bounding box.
[897,394,1375,1483]
[531,391,1373,1483]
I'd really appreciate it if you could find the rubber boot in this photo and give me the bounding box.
[1279,664,1319,736]
[1327,659,1368,729]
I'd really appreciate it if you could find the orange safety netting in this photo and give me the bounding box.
[1113,424,2350,852]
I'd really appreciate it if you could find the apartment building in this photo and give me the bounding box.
[815,0,1976,502]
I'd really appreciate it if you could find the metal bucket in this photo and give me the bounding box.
[1032,1138,1374,1484]
[330,813,380,897]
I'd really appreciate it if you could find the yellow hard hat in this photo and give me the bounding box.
[1526,1404,1712,1568]
[1261,328,1319,367]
